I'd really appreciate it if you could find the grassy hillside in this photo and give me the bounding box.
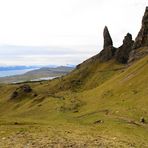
[0,48,148,147]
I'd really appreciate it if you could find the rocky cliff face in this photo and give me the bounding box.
[133,7,148,49]
[128,7,148,62]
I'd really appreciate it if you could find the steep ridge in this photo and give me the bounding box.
[43,7,148,93]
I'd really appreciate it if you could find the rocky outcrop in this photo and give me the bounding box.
[99,26,116,61]
[133,7,148,49]
[10,84,32,100]
[115,33,134,63]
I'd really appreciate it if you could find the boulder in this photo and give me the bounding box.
[140,117,145,123]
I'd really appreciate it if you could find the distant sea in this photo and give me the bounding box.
[0,68,37,77]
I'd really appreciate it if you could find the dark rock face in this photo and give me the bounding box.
[133,7,148,49]
[99,26,116,61]
[99,46,116,61]
[115,33,134,63]
[99,28,133,63]
[103,26,113,48]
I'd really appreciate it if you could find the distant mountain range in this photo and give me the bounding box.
[0,65,75,71]
[0,66,39,71]
[0,66,74,83]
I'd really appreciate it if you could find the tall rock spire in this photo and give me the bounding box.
[99,26,116,61]
[133,7,148,49]
[103,26,113,48]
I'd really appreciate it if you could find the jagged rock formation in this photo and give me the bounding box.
[99,7,148,64]
[115,33,134,63]
[99,27,134,63]
[133,7,148,49]
[103,26,113,48]
[99,26,116,61]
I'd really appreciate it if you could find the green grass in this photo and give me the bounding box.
[0,52,148,147]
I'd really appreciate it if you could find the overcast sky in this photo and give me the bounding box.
[0,0,147,66]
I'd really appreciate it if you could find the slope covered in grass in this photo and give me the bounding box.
[0,49,148,147]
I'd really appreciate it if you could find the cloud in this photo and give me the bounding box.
[0,45,98,66]
[0,0,147,65]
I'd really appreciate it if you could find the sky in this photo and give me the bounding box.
[0,0,147,66]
